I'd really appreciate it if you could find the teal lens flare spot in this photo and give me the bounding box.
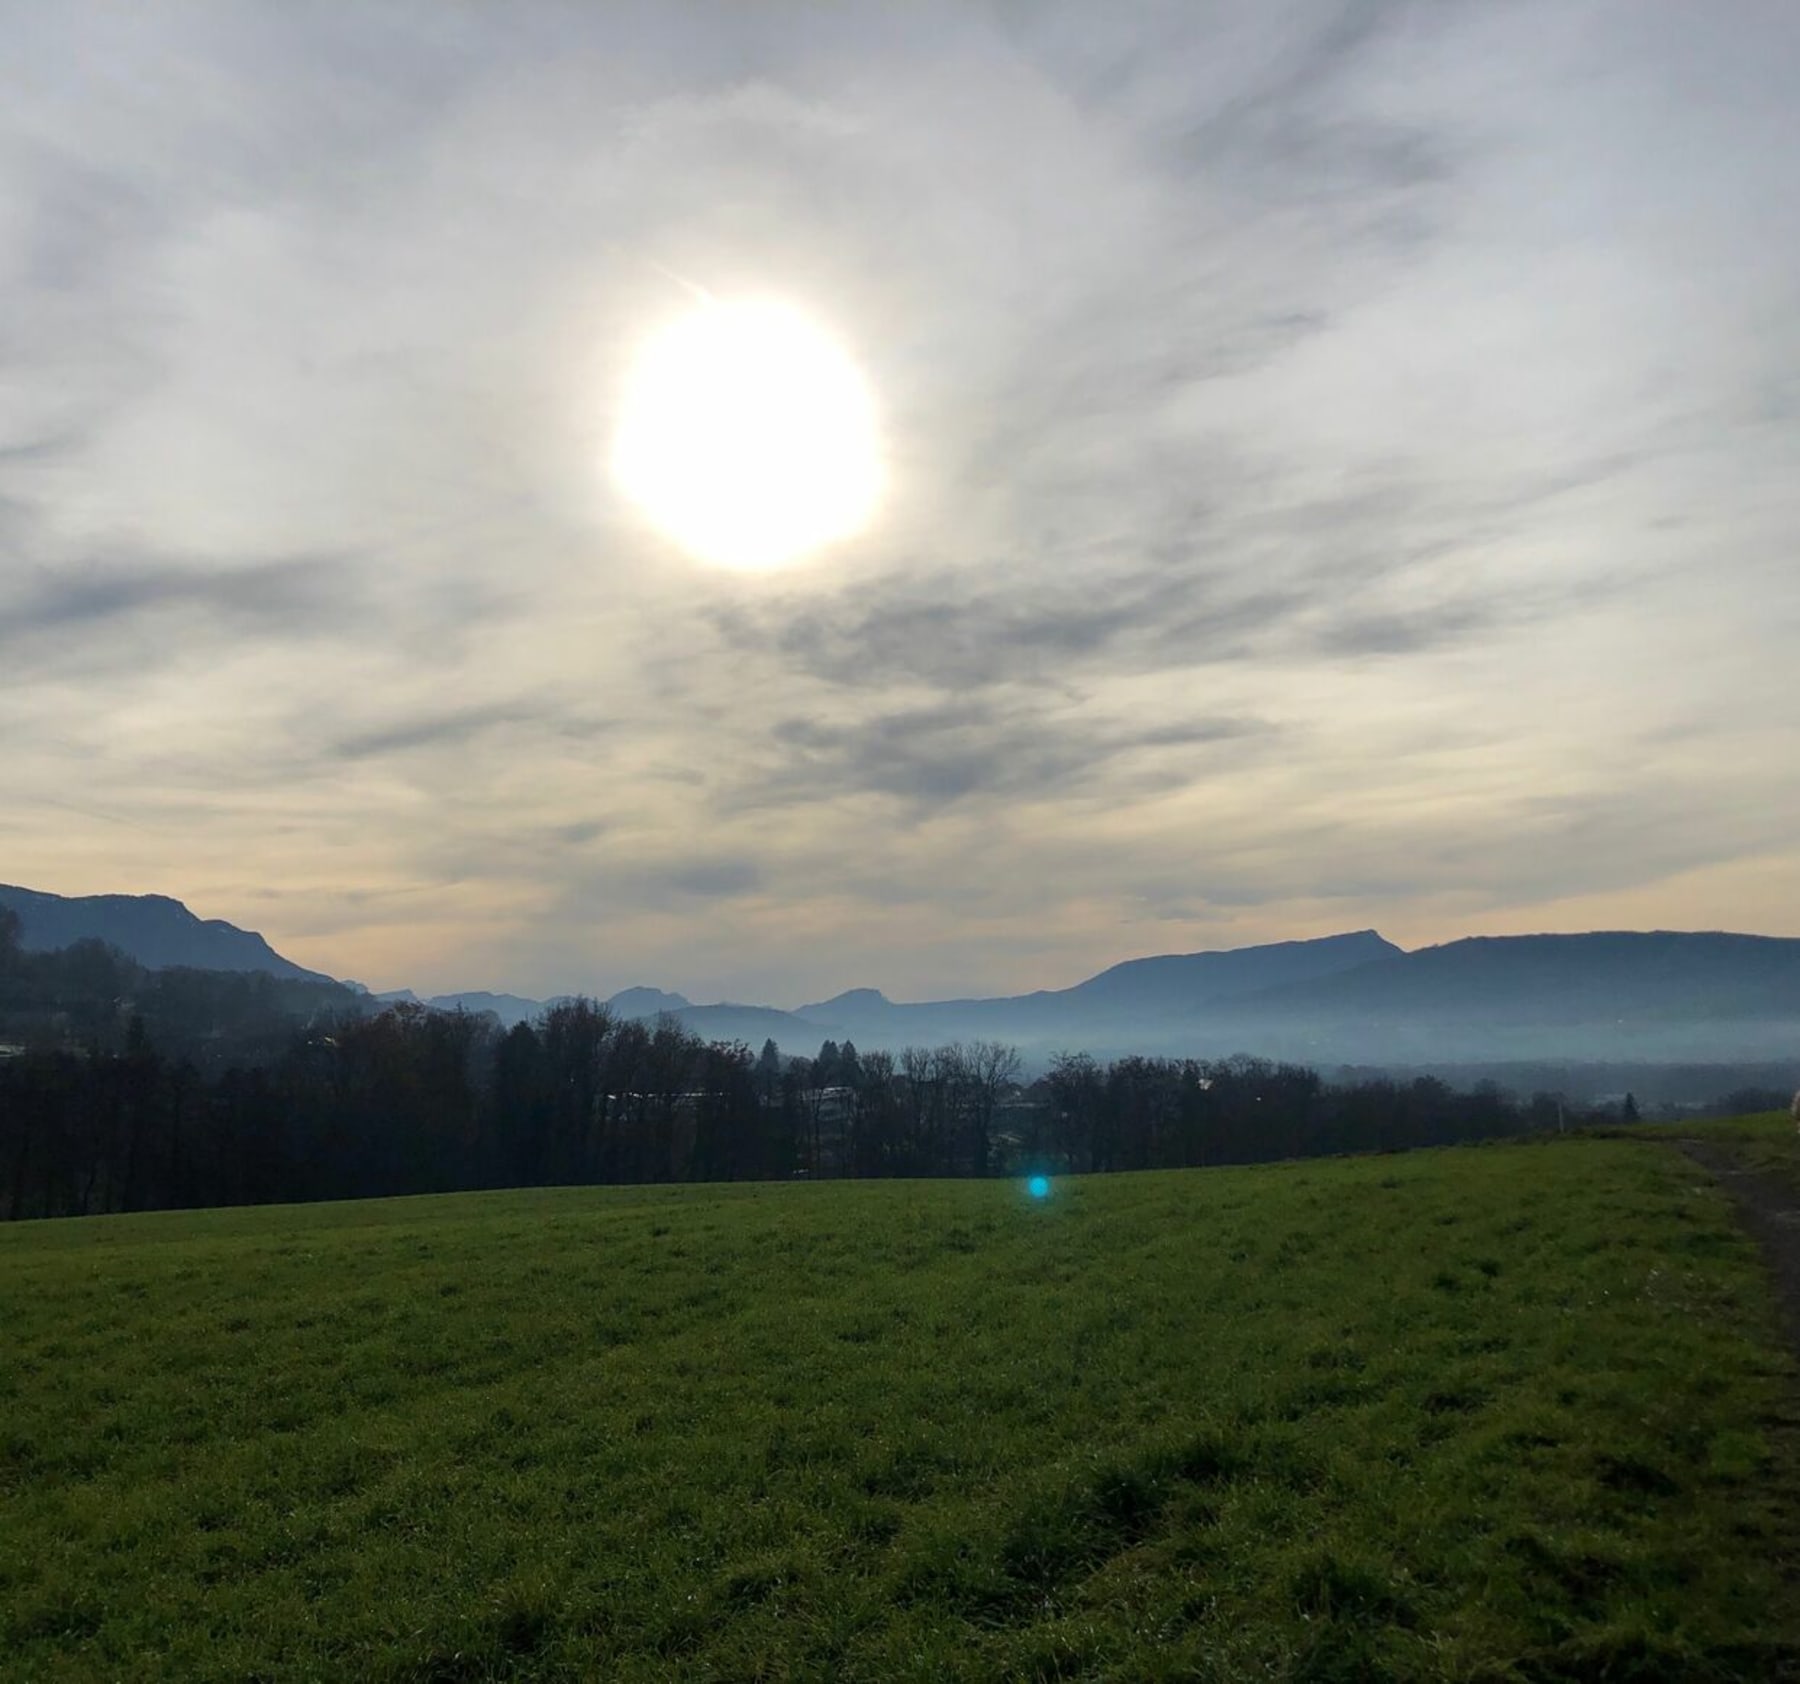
[1027,1175,1050,1199]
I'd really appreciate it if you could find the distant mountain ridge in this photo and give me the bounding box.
[608,986,693,1018]
[0,884,332,983]
[791,930,1403,1050]
[1211,931,1800,1062]
[416,991,554,1028]
[1067,930,1401,1010]
[7,883,1798,1067]
[1243,931,1800,1018]
[439,927,1800,1065]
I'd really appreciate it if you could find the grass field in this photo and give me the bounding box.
[3,1131,1799,1681]
[1664,1109,1800,1195]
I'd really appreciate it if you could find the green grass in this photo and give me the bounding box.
[3,1135,1799,1681]
[1669,1109,1800,1195]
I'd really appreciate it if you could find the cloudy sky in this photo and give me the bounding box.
[4,1,1798,1004]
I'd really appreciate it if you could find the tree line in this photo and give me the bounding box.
[1,997,1032,1218]
[0,908,362,1070]
[2,913,1632,1221]
[1,1011,1599,1223]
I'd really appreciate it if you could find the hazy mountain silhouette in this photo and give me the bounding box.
[0,884,332,983]
[363,987,697,1031]
[608,986,694,1018]
[1059,929,1403,1011]
[804,986,891,1016]
[673,1003,832,1045]
[1205,931,1800,1063]
[360,985,812,1041]
[8,884,1797,1066]
[1248,932,1800,1018]
[416,991,552,1029]
[791,931,1402,1050]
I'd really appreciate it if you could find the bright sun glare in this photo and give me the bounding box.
[612,298,883,571]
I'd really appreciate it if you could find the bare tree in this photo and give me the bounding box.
[1047,1052,1102,1173]
[851,1048,897,1174]
[964,1040,1021,1176]
[899,1046,937,1173]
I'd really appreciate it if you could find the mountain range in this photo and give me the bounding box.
[0,883,332,983]
[5,882,1798,1068]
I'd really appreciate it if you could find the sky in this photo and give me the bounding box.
[3,0,1798,1005]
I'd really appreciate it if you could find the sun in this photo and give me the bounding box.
[611,298,884,572]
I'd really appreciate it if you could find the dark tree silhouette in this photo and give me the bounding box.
[4,941,1702,1221]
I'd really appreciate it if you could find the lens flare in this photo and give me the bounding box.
[1027,1175,1051,1199]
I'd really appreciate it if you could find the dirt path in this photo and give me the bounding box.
[1679,1138,1800,1356]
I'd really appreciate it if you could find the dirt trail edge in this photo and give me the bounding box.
[1680,1138,1800,1358]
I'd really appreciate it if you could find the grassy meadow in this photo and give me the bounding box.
[1664,1108,1800,1193]
[3,1132,1799,1681]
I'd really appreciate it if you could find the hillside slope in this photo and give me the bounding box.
[791,931,1403,1052]
[0,884,330,982]
[1207,930,1800,1063]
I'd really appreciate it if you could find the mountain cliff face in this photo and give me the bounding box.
[0,884,330,982]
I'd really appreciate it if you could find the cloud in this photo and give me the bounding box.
[1314,602,1501,658]
[1174,0,1455,206]
[332,701,588,762]
[712,570,1300,693]
[2,555,342,633]
[0,434,82,465]
[706,454,1619,698]
[0,553,359,674]
[657,857,763,898]
[752,699,1272,813]
[0,0,1796,1003]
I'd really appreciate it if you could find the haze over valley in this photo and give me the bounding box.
[7,883,1798,1096]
